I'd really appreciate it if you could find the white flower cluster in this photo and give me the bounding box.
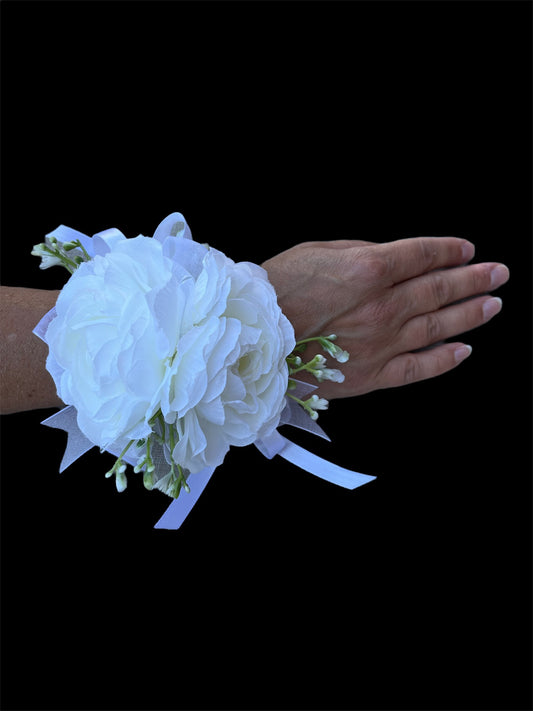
[36,214,295,497]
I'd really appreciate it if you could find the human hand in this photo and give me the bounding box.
[262,237,509,399]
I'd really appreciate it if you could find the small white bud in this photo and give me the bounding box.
[310,395,329,411]
[310,354,327,369]
[40,256,62,269]
[334,349,350,364]
[31,243,47,257]
[115,469,128,492]
[143,470,154,490]
[316,368,345,383]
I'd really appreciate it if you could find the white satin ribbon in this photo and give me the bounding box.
[153,465,217,530]
[254,429,375,490]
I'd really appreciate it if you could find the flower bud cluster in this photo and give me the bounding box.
[320,334,350,363]
[286,335,348,382]
[303,353,345,383]
[104,411,192,498]
[296,393,330,421]
[31,235,91,274]
[104,441,134,493]
[285,334,349,420]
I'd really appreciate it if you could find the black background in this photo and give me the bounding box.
[1,2,531,710]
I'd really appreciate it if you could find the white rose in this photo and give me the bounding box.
[44,217,295,486]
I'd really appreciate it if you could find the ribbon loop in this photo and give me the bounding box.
[254,430,286,460]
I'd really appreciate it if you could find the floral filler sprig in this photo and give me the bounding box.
[32,218,350,502]
[31,235,91,273]
[286,336,349,420]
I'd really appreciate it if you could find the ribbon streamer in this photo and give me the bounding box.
[254,429,374,490]
[153,465,217,530]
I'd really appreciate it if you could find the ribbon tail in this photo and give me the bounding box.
[33,307,57,342]
[280,437,375,489]
[258,432,375,490]
[41,406,95,472]
[154,465,217,530]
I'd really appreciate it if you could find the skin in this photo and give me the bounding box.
[0,287,62,413]
[0,236,509,414]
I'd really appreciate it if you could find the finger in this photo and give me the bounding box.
[376,341,473,389]
[399,295,503,353]
[372,237,475,285]
[395,262,510,321]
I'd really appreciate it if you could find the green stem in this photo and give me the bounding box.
[145,435,152,467]
[58,254,79,273]
[294,336,327,348]
[288,362,309,375]
[158,412,166,443]
[168,422,176,460]
[119,439,135,460]
[287,393,306,408]
[75,239,91,262]
[105,439,135,480]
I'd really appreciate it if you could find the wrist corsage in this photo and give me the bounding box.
[32,213,375,529]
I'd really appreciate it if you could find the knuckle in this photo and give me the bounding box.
[403,354,421,385]
[419,239,439,269]
[360,249,391,282]
[365,296,397,328]
[473,264,493,293]
[425,312,442,343]
[431,272,451,306]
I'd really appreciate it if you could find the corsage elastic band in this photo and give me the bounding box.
[32,213,375,529]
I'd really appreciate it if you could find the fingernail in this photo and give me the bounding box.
[462,241,475,262]
[454,345,472,363]
[490,264,509,289]
[483,296,503,321]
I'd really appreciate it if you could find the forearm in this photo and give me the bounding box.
[0,287,63,414]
